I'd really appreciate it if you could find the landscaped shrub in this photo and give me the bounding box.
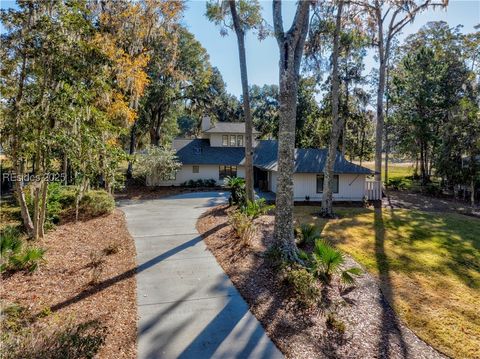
[181,179,217,188]
[25,183,77,227]
[79,190,115,217]
[423,182,443,196]
[300,239,362,285]
[284,266,319,308]
[295,223,321,246]
[386,178,408,190]
[225,176,246,206]
[228,210,256,246]
[0,226,45,274]
[240,198,274,219]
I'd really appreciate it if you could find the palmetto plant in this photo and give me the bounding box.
[1,226,45,273]
[300,238,362,285]
[241,198,274,219]
[295,223,321,245]
[224,176,246,206]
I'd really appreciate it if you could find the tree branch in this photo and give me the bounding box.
[273,0,285,44]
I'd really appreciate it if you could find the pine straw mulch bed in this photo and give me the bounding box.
[1,210,137,359]
[197,205,446,359]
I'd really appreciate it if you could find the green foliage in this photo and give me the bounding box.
[181,179,217,188]
[24,183,77,228]
[0,226,22,256]
[422,182,443,196]
[228,210,256,246]
[312,240,345,283]
[385,178,408,190]
[206,0,267,39]
[340,267,363,286]
[225,176,246,207]
[300,238,362,285]
[326,313,346,333]
[1,226,45,273]
[284,266,320,308]
[295,223,321,246]
[134,145,181,181]
[79,190,115,217]
[7,248,46,273]
[390,22,479,187]
[250,84,279,138]
[240,198,274,219]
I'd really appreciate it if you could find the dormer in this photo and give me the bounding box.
[200,116,260,148]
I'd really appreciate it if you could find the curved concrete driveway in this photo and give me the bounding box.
[119,192,282,359]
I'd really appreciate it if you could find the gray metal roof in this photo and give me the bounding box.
[253,140,373,174]
[173,139,245,165]
[204,122,260,134]
[173,139,374,174]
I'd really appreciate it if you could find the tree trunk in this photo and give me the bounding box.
[374,7,387,183]
[321,0,344,218]
[38,179,48,238]
[229,0,254,202]
[126,121,137,179]
[273,0,310,261]
[342,76,349,158]
[63,153,68,185]
[385,137,389,184]
[420,141,426,185]
[11,3,34,236]
[471,178,476,207]
[14,174,34,236]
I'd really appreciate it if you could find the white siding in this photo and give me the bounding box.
[147,164,245,186]
[269,171,366,201]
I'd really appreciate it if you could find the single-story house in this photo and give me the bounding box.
[148,118,380,201]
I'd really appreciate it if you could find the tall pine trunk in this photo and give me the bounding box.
[321,0,344,217]
[12,3,34,236]
[272,0,310,260]
[126,121,137,179]
[229,0,254,202]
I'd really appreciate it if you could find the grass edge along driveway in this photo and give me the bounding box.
[294,206,480,359]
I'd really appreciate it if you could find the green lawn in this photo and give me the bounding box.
[360,160,414,181]
[294,206,480,359]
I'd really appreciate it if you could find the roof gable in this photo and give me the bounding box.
[204,122,260,134]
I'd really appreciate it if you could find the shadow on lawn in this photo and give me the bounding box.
[374,208,409,359]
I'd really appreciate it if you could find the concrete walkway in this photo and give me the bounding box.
[118,192,282,359]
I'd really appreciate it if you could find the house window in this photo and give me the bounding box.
[230,135,236,146]
[316,174,339,193]
[219,165,237,180]
[222,135,228,146]
[237,135,244,146]
[192,165,199,173]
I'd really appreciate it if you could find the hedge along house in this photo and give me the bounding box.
[148,118,381,201]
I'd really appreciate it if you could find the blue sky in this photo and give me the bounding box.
[1,0,479,97]
[183,0,480,97]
